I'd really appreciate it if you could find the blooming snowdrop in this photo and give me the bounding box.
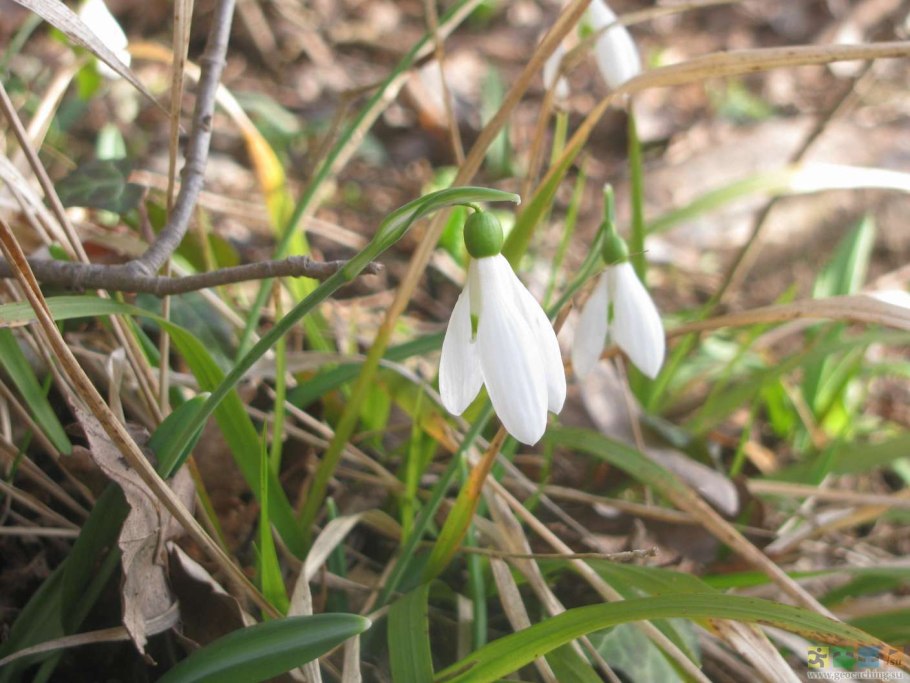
[543,41,570,102]
[572,200,664,379]
[78,0,131,79]
[439,211,566,445]
[587,0,641,90]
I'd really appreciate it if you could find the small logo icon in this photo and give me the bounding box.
[807,646,830,669]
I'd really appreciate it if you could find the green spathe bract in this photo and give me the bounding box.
[464,211,504,258]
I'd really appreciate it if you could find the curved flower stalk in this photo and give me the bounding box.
[587,0,641,90]
[78,0,131,79]
[572,191,664,379]
[440,212,565,445]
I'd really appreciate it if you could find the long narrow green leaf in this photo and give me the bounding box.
[157,614,371,683]
[258,429,289,614]
[388,584,434,682]
[434,594,888,683]
[627,110,646,280]
[0,328,71,454]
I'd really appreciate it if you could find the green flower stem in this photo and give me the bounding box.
[297,190,517,546]
[157,188,518,522]
[627,107,646,280]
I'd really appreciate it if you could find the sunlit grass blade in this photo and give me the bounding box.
[156,613,371,683]
[434,594,896,683]
[388,584,434,682]
[647,163,910,236]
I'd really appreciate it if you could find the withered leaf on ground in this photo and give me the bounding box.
[69,400,192,654]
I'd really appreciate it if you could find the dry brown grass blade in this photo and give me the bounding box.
[0,213,279,618]
[0,602,179,668]
[542,41,910,225]
[485,477,714,683]
[484,486,622,683]
[626,41,910,92]
[158,0,195,415]
[591,294,910,365]
[674,294,910,336]
[0,478,79,529]
[0,428,90,518]
[488,557,559,683]
[8,0,161,109]
[709,619,801,683]
[0,77,163,423]
[749,480,910,510]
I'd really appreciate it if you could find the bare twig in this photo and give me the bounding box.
[0,256,382,295]
[130,0,236,275]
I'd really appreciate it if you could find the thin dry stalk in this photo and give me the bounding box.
[486,477,714,683]
[0,213,279,617]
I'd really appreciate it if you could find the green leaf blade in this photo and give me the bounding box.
[157,613,370,683]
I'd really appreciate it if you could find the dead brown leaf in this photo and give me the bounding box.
[70,400,193,655]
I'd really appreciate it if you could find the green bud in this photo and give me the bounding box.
[463,211,504,259]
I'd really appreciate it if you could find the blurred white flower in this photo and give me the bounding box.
[439,249,565,446]
[78,0,131,79]
[572,262,664,379]
[542,41,570,101]
[587,0,641,90]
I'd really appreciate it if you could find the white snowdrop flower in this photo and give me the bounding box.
[439,211,566,445]
[543,41,570,102]
[78,0,131,79]
[587,0,641,90]
[572,200,664,379]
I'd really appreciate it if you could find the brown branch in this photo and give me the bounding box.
[128,0,236,276]
[0,256,382,295]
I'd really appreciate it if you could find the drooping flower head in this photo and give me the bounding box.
[78,0,131,80]
[542,0,641,99]
[587,0,641,90]
[439,211,566,445]
[572,187,664,379]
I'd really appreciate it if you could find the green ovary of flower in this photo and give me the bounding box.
[600,224,629,265]
[463,211,504,259]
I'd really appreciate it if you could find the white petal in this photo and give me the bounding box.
[571,272,611,378]
[475,257,549,445]
[79,0,131,79]
[439,286,483,415]
[543,42,570,101]
[588,0,641,90]
[502,256,566,414]
[608,263,665,379]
